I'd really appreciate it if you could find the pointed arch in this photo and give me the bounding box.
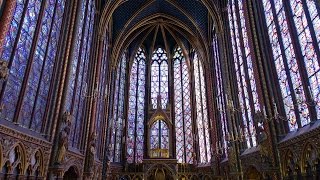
[173,46,194,164]
[126,47,146,164]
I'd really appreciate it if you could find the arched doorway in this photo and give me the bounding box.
[245,166,262,180]
[63,166,78,180]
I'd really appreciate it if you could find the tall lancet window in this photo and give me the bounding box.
[213,30,228,157]
[151,47,169,109]
[150,120,169,150]
[262,0,320,131]
[0,0,66,132]
[194,52,211,163]
[110,53,127,162]
[173,47,193,164]
[127,48,146,164]
[228,0,260,148]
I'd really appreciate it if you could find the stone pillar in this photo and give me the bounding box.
[0,0,16,55]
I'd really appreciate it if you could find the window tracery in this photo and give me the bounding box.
[151,47,169,109]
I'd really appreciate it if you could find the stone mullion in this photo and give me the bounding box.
[132,58,140,163]
[247,0,282,178]
[180,59,187,163]
[167,54,176,158]
[143,52,150,159]
[283,0,318,123]
[0,0,16,55]
[221,3,242,177]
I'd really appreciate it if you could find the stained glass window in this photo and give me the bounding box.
[126,47,146,164]
[173,47,193,164]
[65,0,95,149]
[150,120,169,150]
[194,52,211,163]
[0,0,66,133]
[262,0,320,131]
[212,30,228,157]
[151,47,169,109]
[228,0,260,148]
[110,53,127,162]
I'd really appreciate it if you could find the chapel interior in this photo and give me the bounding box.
[0,0,320,179]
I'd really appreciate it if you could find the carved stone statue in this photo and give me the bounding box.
[256,126,267,144]
[0,60,9,80]
[55,126,70,164]
[62,111,71,127]
[87,133,97,172]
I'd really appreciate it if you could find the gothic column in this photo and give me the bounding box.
[0,0,16,55]
[247,0,283,178]
[83,8,103,178]
[219,2,243,179]
[47,0,82,178]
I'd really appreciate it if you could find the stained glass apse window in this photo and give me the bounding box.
[173,47,194,164]
[194,52,211,163]
[0,0,66,132]
[213,29,228,157]
[150,120,169,150]
[127,48,146,163]
[262,0,320,131]
[110,53,127,162]
[151,48,169,109]
[120,46,211,164]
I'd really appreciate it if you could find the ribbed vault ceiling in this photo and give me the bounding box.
[100,0,224,65]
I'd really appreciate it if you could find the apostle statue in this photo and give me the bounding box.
[87,132,97,172]
[56,126,70,164]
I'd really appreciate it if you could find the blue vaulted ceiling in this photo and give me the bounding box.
[112,0,209,45]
